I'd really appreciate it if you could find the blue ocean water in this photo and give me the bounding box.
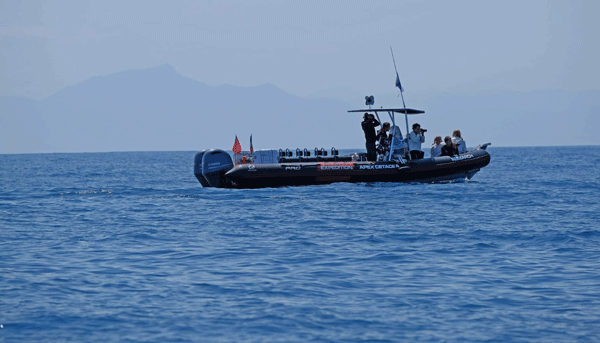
[1,146,600,342]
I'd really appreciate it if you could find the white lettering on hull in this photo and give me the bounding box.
[359,164,398,170]
[451,154,474,162]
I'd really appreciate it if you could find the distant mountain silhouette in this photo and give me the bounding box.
[2,64,356,153]
[1,64,598,154]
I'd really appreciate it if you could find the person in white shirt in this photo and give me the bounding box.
[451,129,467,154]
[407,123,426,159]
[430,136,443,158]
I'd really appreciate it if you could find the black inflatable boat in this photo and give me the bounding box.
[194,145,491,189]
[194,90,491,189]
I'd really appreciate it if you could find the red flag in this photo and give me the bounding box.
[232,135,242,154]
[250,134,254,153]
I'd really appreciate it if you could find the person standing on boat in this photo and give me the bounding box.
[361,113,380,162]
[390,125,406,158]
[430,136,443,158]
[407,123,426,159]
[441,136,459,157]
[452,129,467,154]
[376,122,391,154]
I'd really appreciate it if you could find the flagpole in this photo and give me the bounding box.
[391,46,411,160]
[250,134,254,162]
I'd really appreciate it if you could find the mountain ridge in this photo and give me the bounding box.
[1,65,598,154]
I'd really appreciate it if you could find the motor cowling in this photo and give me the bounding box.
[194,149,234,188]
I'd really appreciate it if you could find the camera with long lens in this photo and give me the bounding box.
[420,128,427,133]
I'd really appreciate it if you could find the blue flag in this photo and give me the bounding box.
[395,72,404,92]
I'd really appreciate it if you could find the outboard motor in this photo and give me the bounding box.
[193,149,234,188]
[194,150,211,187]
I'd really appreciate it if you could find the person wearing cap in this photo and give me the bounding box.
[407,123,426,159]
[361,113,380,162]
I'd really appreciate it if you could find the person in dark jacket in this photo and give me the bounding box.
[441,136,459,157]
[361,113,380,161]
[376,122,391,154]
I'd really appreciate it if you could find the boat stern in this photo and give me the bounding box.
[194,149,235,188]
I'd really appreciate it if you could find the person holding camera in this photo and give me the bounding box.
[407,123,426,159]
[376,122,391,153]
[361,113,380,162]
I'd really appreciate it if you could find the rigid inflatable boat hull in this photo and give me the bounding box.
[221,149,490,189]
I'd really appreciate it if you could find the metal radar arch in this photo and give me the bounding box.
[349,47,425,161]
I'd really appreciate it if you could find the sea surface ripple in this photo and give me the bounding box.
[1,147,600,342]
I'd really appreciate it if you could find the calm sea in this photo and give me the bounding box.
[1,146,599,342]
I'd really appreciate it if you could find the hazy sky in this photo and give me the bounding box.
[1,0,598,101]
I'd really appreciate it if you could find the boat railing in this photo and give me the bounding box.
[278,147,346,163]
